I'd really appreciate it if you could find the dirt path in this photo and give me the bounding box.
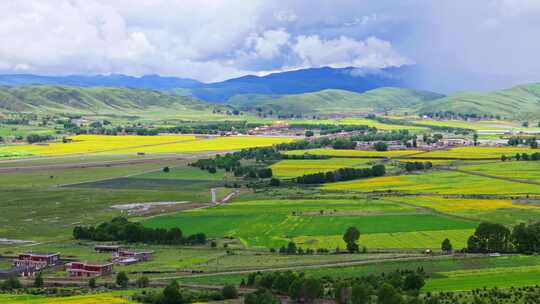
[211,189,240,204]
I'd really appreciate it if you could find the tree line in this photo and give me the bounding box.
[467,221,540,254]
[296,165,386,184]
[73,217,206,245]
[403,161,433,172]
[501,152,540,161]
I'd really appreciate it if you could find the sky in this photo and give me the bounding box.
[1,0,540,92]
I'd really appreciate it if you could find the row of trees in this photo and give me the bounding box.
[467,221,540,254]
[507,136,538,148]
[403,161,433,172]
[296,165,386,184]
[26,133,54,143]
[73,217,206,245]
[243,268,426,304]
[501,152,540,161]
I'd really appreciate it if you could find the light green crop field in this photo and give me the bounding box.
[285,148,423,158]
[271,158,374,178]
[323,170,540,195]
[143,198,477,249]
[459,160,540,183]
[411,119,511,131]
[412,146,537,159]
[390,196,540,225]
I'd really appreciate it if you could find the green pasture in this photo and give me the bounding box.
[271,158,374,178]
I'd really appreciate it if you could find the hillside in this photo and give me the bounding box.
[231,87,444,116]
[419,83,540,119]
[0,85,213,116]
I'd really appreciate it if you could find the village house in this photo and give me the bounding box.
[112,249,154,265]
[65,261,113,277]
[13,252,60,270]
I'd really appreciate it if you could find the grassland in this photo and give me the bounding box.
[271,158,374,178]
[323,170,540,195]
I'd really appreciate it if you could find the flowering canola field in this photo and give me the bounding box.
[0,134,294,157]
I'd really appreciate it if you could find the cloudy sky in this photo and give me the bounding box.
[1,0,540,92]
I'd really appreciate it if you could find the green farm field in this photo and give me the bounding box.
[142,197,478,249]
[271,158,375,178]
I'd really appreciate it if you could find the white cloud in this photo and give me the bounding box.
[244,29,291,60]
[292,35,410,69]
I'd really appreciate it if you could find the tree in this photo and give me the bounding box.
[403,272,425,293]
[116,271,129,288]
[377,283,402,304]
[244,289,280,304]
[305,130,314,137]
[441,238,453,253]
[343,226,361,253]
[135,276,149,288]
[374,141,388,151]
[89,278,96,288]
[351,282,372,304]
[287,241,297,254]
[269,178,281,186]
[302,278,323,303]
[0,277,22,290]
[467,222,512,253]
[222,285,238,299]
[473,133,479,146]
[163,166,170,173]
[162,280,183,304]
[34,272,44,287]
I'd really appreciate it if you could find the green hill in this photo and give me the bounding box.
[419,83,540,119]
[230,87,444,116]
[0,85,214,117]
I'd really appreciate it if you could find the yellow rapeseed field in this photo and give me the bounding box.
[0,134,295,156]
[0,293,134,303]
[396,196,540,213]
[271,158,373,178]
[413,146,537,159]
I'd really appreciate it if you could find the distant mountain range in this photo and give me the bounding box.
[0,66,417,103]
[1,68,540,120]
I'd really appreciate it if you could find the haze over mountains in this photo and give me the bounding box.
[1,66,540,119]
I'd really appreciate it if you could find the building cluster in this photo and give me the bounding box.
[0,245,153,279]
